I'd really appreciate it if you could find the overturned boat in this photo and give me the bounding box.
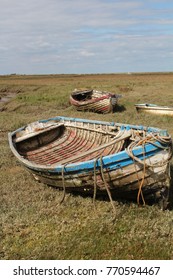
[70,89,121,113]
[135,103,173,116]
[8,116,172,208]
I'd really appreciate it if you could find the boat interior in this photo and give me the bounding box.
[14,121,131,166]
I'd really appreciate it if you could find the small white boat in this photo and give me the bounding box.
[135,103,173,116]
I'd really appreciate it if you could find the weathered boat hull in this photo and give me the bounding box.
[70,89,120,113]
[135,104,173,116]
[31,152,170,203]
[8,116,172,207]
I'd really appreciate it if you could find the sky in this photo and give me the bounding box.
[0,0,173,74]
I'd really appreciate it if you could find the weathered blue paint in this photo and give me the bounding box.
[39,116,163,133]
[12,116,167,138]
[28,140,166,175]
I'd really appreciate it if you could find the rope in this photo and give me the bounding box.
[60,164,66,204]
[126,142,146,206]
[100,155,116,214]
[93,157,99,209]
[137,144,146,206]
[126,134,172,168]
[125,132,172,206]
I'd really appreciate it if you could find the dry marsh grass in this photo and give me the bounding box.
[1,73,173,260]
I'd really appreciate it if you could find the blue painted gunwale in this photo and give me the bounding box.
[13,115,164,134]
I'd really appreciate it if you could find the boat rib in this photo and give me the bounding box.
[19,123,128,166]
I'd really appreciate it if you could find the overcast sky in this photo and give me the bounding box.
[0,0,173,74]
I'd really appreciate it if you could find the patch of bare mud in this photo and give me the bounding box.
[0,89,21,111]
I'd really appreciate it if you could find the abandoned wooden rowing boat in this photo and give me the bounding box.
[70,89,121,113]
[135,103,173,116]
[8,116,172,208]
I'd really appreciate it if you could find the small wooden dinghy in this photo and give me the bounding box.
[70,89,121,113]
[8,116,172,208]
[135,103,173,116]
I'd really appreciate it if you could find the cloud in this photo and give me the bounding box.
[79,50,95,57]
[0,0,173,74]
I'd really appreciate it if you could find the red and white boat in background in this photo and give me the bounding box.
[70,89,121,114]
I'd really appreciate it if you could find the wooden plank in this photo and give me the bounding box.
[59,130,131,165]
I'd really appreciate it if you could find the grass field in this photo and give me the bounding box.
[1,73,173,260]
